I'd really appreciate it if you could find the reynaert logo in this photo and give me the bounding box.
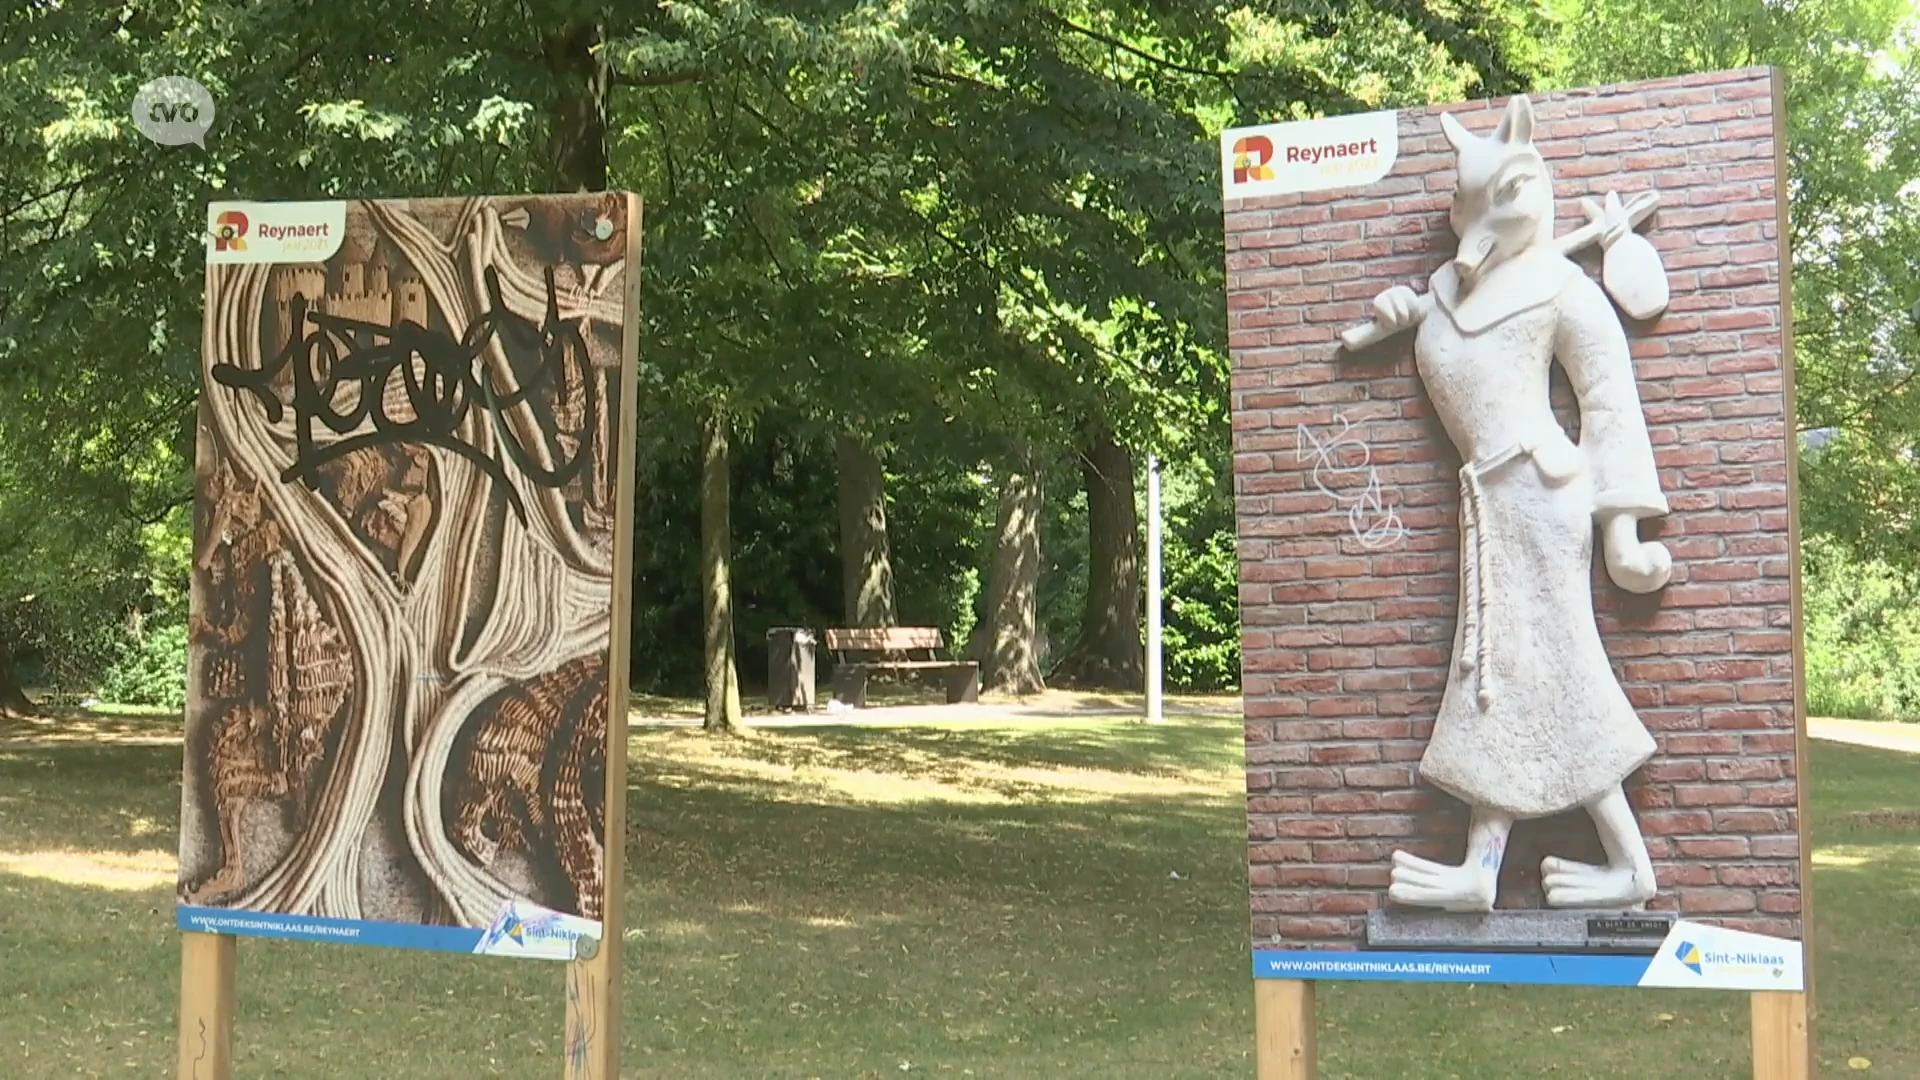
[206,202,347,265]
[1230,135,1277,184]
[212,210,248,252]
[1220,110,1399,200]
[1675,940,1704,976]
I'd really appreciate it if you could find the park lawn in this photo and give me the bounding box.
[0,710,1913,1078]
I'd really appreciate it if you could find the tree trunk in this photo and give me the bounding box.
[700,409,744,733]
[835,434,898,628]
[542,21,610,191]
[0,645,36,719]
[973,453,1046,695]
[1051,430,1143,690]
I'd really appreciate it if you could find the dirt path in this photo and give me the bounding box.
[1809,716,1920,755]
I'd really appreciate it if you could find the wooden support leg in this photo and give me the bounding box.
[1254,979,1316,1080]
[1751,990,1811,1080]
[178,931,236,1080]
[563,938,621,1079]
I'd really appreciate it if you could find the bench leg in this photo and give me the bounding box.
[832,666,868,708]
[945,666,980,704]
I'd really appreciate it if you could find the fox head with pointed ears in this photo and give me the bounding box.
[1440,94,1554,293]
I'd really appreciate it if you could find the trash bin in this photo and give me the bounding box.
[766,627,816,711]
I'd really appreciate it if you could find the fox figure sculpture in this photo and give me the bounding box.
[1356,94,1677,913]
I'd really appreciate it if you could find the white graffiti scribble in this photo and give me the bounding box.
[1294,415,1409,550]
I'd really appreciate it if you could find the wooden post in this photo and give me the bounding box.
[178,931,236,1080]
[561,191,643,1080]
[1751,991,1811,1079]
[1254,980,1316,1080]
[1761,68,1817,1080]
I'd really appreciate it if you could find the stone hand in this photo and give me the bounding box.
[1371,285,1426,334]
[1602,512,1671,593]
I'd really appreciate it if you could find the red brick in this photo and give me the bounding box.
[1341,719,1412,739]
[1713,808,1788,832]
[1273,917,1356,939]
[1666,683,1738,706]
[1249,842,1315,863]
[1310,744,1382,765]
[1343,766,1415,788]
[1678,888,1757,913]
[1310,892,1377,914]
[1279,866,1350,887]
[1674,784,1745,807]
[1717,865,1795,887]
[1276,819,1346,839]
[1312,792,1381,814]
[1346,815,1417,838]
[1307,697,1378,718]
[1675,837,1750,858]
[1273,767,1343,790]
[1659,864,1717,887]
[1640,810,1714,834]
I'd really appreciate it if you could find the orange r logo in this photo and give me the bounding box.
[1232,135,1276,184]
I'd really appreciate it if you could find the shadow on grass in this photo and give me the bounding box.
[637,715,1245,790]
[0,726,1915,1078]
[0,704,184,747]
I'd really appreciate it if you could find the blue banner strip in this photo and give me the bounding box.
[1253,948,1650,986]
[178,905,483,954]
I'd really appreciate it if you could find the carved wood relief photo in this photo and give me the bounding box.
[178,193,640,959]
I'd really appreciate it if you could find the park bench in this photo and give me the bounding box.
[822,627,980,708]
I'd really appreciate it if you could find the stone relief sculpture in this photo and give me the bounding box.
[1342,95,1676,912]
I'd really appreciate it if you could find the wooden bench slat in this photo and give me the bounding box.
[823,627,944,651]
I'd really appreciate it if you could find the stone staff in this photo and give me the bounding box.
[1338,188,1664,352]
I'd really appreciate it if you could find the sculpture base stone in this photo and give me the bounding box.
[1365,908,1677,955]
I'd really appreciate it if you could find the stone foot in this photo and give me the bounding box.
[1540,856,1656,909]
[1388,850,1497,913]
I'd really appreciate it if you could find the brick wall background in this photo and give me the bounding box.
[1226,68,1804,950]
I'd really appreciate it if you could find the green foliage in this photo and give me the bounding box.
[98,622,190,711]
[0,0,1571,697]
[1803,536,1920,720]
[885,462,991,648]
[1550,1,1920,573]
[1156,455,1241,693]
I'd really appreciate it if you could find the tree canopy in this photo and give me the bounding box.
[2,0,1913,712]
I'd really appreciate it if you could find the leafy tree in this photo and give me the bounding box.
[1549,0,1920,571]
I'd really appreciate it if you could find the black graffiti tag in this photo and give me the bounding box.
[211,265,595,526]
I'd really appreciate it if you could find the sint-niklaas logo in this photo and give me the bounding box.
[1676,940,1704,975]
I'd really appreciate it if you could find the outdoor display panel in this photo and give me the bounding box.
[1223,69,1808,991]
[178,193,640,961]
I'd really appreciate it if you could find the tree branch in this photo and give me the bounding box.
[1039,12,1233,81]
[609,66,708,89]
[910,65,996,91]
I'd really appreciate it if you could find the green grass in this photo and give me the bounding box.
[0,708,1914,1077]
